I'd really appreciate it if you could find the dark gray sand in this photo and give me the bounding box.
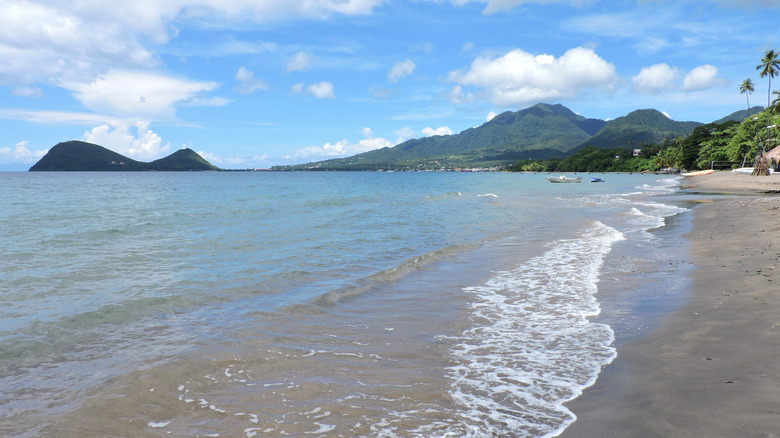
[561,171,780,438]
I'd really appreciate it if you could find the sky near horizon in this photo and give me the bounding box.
[1,0,779,170]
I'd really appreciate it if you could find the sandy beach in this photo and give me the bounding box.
[561,171,780,437]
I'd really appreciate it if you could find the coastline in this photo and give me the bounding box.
[560,171,780,437]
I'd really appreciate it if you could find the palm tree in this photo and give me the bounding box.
[757,50,780,109]
[740,78,755,115]
[756,50,780,156]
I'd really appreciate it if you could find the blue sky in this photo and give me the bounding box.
[1,0,779,170]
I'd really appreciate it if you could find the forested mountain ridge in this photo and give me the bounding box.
[277,103,714,171]
[570,109,702,152]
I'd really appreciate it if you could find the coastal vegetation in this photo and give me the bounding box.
[506,112,778,174]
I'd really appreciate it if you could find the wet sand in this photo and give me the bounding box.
[561,171,780,437]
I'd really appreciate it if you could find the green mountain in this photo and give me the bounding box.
[572,109,702,151]
[278,103,606,170]
[29,141,220,171]
[712,106,764,124]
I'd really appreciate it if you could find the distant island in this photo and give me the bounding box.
[29,141,220,171]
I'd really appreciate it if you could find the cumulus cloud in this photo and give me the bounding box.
[487,111,498,121]
[447,47,619,106]
[388,59,416,83]
[62,70,223,120]
[422,126,453,136]
[289,127,394,160]
[309,82,335,99]
[0,0,385,87]
[288,52,313,72]
[633,63,726,94]
[682,64,726,91]
[632,63,680,94]
[236,66,269,94]
[83,121,171,161]
[0,141,48,164]
[293,81,335,99]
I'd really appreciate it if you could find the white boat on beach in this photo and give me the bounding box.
[732,167,774,174]
[546,174,582,183]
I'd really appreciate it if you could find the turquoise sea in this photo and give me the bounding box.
[0,171,691,437]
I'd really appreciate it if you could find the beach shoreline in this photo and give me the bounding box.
[560,171,780,437]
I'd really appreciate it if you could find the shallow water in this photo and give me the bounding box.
[0,171,688,437]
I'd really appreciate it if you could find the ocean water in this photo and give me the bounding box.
[0,171,688,437]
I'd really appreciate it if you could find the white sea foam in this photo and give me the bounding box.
[148,420,172,428]
[442,221,623,437]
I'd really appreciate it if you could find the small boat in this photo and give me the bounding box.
[681,169,715,177]
[732,167,774,175]
[546,174,582,183]
[589,176,605,182]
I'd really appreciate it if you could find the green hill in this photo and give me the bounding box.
[148,148,220,171]
[573,109,702,151]
[29,141,220,171]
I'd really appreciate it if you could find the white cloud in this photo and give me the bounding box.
[0,108,126,126]
[635,37,670,55]
[447,47,619,106]
[388,59,416,83]
[296,81,335,99]
[449,0,595,14]
[487,111,498,121]
[0,0,385,87]
[447,85,475,104]
[0,1,157,86]
[288,52,313,72]
[682,64,726,91]
[632,63,680,94]
[63,70,222,120]
[422,126,452,136]
[633,63,726,94]
[12,86,43,98]
[236,66,269,94]
[566,11,654,39]
[0,141,48,164]
[289,127,393,160]
[196,150,271,168]
[83,121,171,161]
[394,126,416,142]
[291,83,305,94]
